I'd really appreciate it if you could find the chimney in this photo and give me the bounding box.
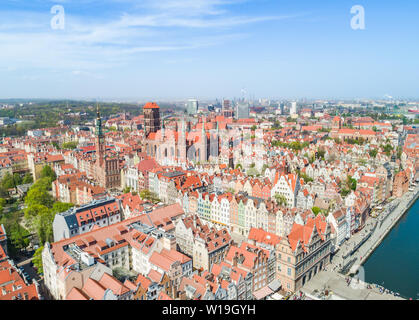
[233,252,239,267]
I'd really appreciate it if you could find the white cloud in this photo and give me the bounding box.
[0,1,301,76]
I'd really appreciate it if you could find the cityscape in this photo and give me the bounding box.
[0,0,418,305]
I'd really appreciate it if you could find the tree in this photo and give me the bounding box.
[33,208,55,244]
[247,167,259,177]
[382,144,393,157]
[347,176,357,191]
[22,173,34,184]
[123,186,132,194]
[32,246,44,275]
[316,149,326,160]
[369,149,378,158]
[139,190,160,204]
[32,177,53,191]
[62,141,78,150]
[24,204,50,221]
[1,172,16,190]
[40,165,57,183]
[312,207,321,216]
[10,222,30,250]
[51,141,60,150]
[13,173,22,186]
[25,186,54,208]
[52,202,74,214]
[300,173,313,183]
[274,194,288,207]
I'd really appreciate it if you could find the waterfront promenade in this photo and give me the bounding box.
[329,184,419,276]
[300,270,404,300]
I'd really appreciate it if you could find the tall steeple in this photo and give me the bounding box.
[95,103,105,166]
[95,103,103,138]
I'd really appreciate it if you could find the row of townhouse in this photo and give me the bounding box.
[184,190,311,238]
[173,241,275,301]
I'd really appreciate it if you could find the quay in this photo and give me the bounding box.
[300,184,419,300]
[331,184,419,276]
[299,271,404,300]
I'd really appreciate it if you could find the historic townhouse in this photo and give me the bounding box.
[211,262,253,300]
[271,173,301,208]
[277,215,331,292]
[225,242,276,294]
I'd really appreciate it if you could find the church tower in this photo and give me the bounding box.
[143,102,161,137]
[95,104,105,167]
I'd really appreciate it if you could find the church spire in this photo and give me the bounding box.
[95,103,103,138]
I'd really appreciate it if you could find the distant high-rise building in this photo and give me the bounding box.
[186,99,198,115]
[280,103,285,115]
[235,102,250,119]
[290,102,297,115]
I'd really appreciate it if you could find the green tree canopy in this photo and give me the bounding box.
[274,194,288,207]
[40,165,57,183]
[22,173,34,184]
[13,173,23,186]
[312,207,322,216]
[10,222,31,250]
[123,186,132,194]
[62,141,78,150]
[247,167,259,177]
[1,172,16,190]
[25,186,54,209]
[32,246,44,275]
[369,149,378,158]
[139,189,160,204]
[51,202,74,214]
[24,204,50,221]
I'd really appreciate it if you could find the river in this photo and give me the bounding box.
[363,198,419,299]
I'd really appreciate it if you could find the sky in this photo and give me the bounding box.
[0,0,418,101]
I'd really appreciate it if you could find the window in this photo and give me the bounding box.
[287,268,291,276]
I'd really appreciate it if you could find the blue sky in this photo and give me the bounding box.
[0,0,418,100]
